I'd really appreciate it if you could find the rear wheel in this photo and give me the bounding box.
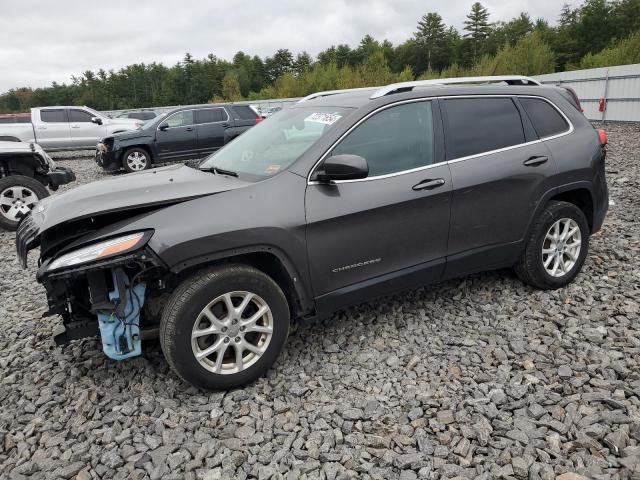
[0,175,49,231]
[515,201,589,289]
[123,148,151,173]
[160,264,290,390]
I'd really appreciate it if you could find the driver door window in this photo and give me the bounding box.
[331,101,434,177]
[166,110,194,128]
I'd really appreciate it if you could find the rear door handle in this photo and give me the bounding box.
[412,178,445,191]
[523,156,548,167]
[185,127,194,132]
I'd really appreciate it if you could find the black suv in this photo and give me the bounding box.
[17,76,608,389]
[96,104,261,172]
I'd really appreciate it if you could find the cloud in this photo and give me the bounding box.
[0,0,582,93]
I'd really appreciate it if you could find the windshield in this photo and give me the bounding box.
[199,106,351,181]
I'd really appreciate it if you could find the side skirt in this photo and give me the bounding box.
[313,258,445,317]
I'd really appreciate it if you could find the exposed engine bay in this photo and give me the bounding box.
[38,242,171,358]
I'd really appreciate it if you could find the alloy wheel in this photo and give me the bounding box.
[126,151,148,171]
[191,291,274,375]
[542,218,582,277]
[0,186,39,222]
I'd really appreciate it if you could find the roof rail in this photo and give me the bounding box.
[298,87,377,103]
[370,75,541,99]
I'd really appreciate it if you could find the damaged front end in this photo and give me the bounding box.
[19,218,170,360]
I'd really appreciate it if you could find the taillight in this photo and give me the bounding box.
[597,129,607,146]
[255,117,263,123]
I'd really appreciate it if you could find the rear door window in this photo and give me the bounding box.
[520,97,570,138]
[196,108,226,124]
[443,97,525,160]
[41,109,67,123]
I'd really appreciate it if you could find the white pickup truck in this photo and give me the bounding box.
[0,106,142,151]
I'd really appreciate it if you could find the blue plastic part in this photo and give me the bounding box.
[97,269,146,361]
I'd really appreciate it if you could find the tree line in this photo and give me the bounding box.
[0,0,638,113]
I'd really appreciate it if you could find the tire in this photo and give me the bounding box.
[0,175,49,231]
[122,148,151,173]
[160,264,290,390]
[515,201,589,290]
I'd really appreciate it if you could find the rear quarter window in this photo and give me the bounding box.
[443,97,525,160]
[520,97,570,138]
[231,106,258,120]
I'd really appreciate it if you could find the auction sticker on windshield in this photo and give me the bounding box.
[305,112,342,125]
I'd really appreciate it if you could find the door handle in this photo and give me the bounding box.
[222,123,229,128]
[523,156,548,167]
[185,127,194,132]
[412,178,445,191]
[71,125,80,129]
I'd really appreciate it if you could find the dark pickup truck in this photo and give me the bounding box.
[96,104,262,172]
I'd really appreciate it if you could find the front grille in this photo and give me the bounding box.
[16,213,40,268]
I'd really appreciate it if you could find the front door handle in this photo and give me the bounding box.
[412,178,446,191]
[222,123,229,128]
[185,127,194,132]
[523,155,548,167]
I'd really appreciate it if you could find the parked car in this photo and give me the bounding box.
[0,106,142,151]
[0,141,75,230]
[95,104,262,172]
[17,76,608,389]
[115,110,158,121]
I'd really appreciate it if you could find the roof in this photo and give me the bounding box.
[293,75,545,109]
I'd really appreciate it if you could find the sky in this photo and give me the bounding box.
[0,0,583,93]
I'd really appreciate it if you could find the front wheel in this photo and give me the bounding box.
[122,148,151,173]
[160,264,290,390]
[515,201,589,289]
[0,175,49,231]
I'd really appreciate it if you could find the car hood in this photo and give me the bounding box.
[110,129,153,142]
[31,164,249,234]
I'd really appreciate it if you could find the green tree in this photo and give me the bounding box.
[221,72,242,101]
[464,2,492,62]
[415,12,446,71]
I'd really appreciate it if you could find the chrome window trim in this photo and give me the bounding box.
[307,94,574,185]
[157,107,229,130]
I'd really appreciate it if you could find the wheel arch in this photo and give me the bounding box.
[122,144,154,165]
[169,246,314,320]
[526,182,595,240]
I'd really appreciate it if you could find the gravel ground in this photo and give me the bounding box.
[0,123,639,480]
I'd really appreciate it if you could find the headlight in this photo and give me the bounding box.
[48,232,147,271]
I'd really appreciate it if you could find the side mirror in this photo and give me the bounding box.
[158,122,169,131]
[91,117,103,125]
[316,154,368,182]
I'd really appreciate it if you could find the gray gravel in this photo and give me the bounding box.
[1,123,639,480]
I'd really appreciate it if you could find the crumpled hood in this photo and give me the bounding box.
[32,164,248,234]
[110,129,152,142]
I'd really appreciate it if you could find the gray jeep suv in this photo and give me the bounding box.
[17,76,608,389]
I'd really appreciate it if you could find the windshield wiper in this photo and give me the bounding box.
[200,166,238,177]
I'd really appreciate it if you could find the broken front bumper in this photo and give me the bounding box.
[95,146,122,172]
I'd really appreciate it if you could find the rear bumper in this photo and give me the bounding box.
[591,148,609,234]
[47,166,76,190]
